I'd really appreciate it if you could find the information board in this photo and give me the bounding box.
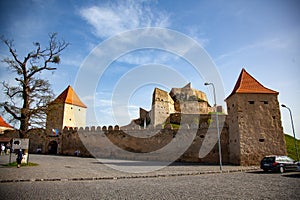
[12,138,29,150]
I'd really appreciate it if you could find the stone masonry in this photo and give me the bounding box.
[0,68,285,166]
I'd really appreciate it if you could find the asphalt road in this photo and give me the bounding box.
[0,171,299,199]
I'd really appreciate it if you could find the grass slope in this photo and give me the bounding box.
[285,134,300,161]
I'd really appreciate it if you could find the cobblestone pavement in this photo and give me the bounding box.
[0,154,299,199]
[0,154,259,182]
[0,171,299,199]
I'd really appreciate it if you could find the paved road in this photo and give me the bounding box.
[0,154,299,199]
[0,154,258,181]
[0,171,299,199]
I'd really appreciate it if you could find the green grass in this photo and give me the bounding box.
[2,162,39,167]
[162,122,181,129]
[285,134,300,161]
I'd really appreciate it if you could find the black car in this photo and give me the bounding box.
[260,155,298,173]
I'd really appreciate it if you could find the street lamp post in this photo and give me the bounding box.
[281,104,299,161]
[205,82,222,172]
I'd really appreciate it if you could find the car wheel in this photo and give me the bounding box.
[279,166,285,173]
[263,169,268,172]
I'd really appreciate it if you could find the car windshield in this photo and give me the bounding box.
[262,157,275,163]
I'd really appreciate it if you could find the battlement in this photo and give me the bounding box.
[62,113,229,134]
[60,117,230,163]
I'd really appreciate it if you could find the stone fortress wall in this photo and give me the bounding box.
[33,69,287,166]
[0,69,287,166]
[60,114,230,164]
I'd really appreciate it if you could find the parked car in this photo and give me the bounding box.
[260,155,298,173]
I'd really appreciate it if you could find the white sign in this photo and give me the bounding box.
[12,138,29,149]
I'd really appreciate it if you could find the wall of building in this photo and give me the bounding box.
[43,81,288,166]
[226,95,241,165]
[226,93,287,165]
[60,114,229,164]
[46,103,64,133]
[46,103,86,134]
[170,86,212,114]
[176,101,214,114]
[151,88,175,126]
[0,129,48,153]
[62,103,86,129]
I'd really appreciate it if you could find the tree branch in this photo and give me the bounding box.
[3,104,21,120]
[1,38,23,68]
[1,33,68,133]
[27,33,69,78]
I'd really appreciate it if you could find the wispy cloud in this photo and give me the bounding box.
[184,26,210,47]
[79,0,170,38]
[117,49,179,65]
[215,37,292,62]
[61,54,85,68]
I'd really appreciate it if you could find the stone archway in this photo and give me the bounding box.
[48,140,58,154]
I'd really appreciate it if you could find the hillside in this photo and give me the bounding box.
[285,134,300,161]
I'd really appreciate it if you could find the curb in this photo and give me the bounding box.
[0,167,259,183]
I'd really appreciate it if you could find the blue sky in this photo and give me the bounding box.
[0,0,299,138]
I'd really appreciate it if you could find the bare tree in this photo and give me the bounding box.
[1,33,69,138]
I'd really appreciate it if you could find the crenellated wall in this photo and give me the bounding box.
[59,114,230,164]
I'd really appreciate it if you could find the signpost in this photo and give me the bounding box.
[10,138,30,164]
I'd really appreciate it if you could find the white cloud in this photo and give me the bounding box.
[117,50,179,65]
[61,54,85,68]
[79,0,170,38]
[215,36,297,62]
[184,26,210,47]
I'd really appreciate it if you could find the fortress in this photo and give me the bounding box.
[130,82,218,128]
[1,68,287,166]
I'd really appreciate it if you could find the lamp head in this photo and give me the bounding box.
[204,82,210,86]
[281,104,286,108]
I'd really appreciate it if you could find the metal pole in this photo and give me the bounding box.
[286,106,299,161]
[9,140,12,164]
[205,82,222,172]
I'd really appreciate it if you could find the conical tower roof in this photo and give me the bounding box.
[226,68,278,100]
[52,85,87,108]
[0,116,13,129]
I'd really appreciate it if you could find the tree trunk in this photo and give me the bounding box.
[19,82,30,138]
[19,109,29,138]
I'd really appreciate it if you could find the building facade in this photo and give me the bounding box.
[12,68,286,165]
[225,69,286,165]
[45,85,87,153]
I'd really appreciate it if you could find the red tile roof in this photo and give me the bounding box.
[226,68,278,99]
[0,116,14,129]
[52,86,87,108]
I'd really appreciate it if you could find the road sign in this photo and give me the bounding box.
[12,138,29,150]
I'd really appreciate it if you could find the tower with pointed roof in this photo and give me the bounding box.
[225,69,286,165]
[46,85,87,135]
[0,116,14,134]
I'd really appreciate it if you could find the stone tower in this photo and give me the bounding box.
[46,85,87,134]
[169,83,212,114]
[149,83,213,127]
[225,69,286,165]
[150,88,175,126]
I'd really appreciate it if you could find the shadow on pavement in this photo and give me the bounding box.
[247,170,278,174]
[91,160,228,167]
[282,173,300,179]
[247,170,300,178]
